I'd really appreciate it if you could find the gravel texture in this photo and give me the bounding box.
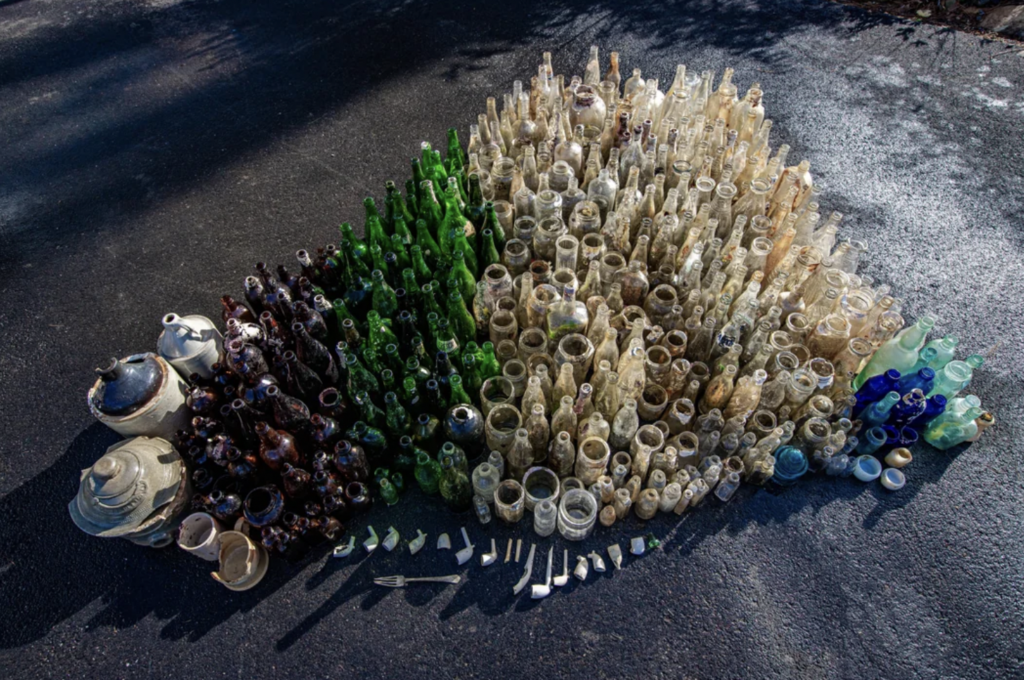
[1,0,1022,678]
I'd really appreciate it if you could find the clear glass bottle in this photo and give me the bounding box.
[548,430,576,478]
[533,498,558,537]
[854,315,936,389]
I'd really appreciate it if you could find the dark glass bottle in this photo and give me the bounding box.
[853,369,901,417]
[333,440,370,482]
[414,452,442,494]
[413,412,442,449]
[282,463,313,499]
[384,391,412,436]
[292,322,338,383]
[221,295,257,324]
[438,456,473,512]
[347,421,388,464]
[255,421,301,471]
[292,300,329,342]
[423,379,444,417]
[354,391,386,429]
[266,384,312,437]
[310,413,342,450]
[318,387,349,424]
[394,435,422,472]
[281,350,323,403]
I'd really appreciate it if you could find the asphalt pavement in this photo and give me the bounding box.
[1,0,1022,678]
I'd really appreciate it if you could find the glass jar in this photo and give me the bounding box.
[502,239,531,277]
[484,404,522,454]
[491,157,515,202]
[502,359,528,398]
[489,309,518,346]
[482,264,514,309]
[533,499,558,537]
[495,340,519,365]
[534,217,566,262]
[526,284,560,329]
[784,367,817,410]
[785,313,812,342]
[555,235,580,273]
[578,231,606,271]
[793,417,831,452]
[644,345,673,387]
[517,327,549,364]
[638,384,669,421]
[555,333,596,385]
[807,313,851,360]
[494,479,525,524]
[514,216,538,249]
[806,357,835,391]
[556,488,598,541]
[522,466,560,511]
[574,436,611,485]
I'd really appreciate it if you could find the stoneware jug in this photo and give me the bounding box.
[211,530,269,591]
[88,353,190,440]
[157,313,224,379]
[176,512,223,561]
[68,436,190,547]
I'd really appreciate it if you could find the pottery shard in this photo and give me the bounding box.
[980,5,1024,38]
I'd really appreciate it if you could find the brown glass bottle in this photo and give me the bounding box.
[255,421,301,471]
[333,439,371,482]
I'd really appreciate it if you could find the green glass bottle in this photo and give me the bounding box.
[435,319,461,357]
[394,436,423,472]
[408,245,434,286]
[438,440,468,473]
[383,343,404,373]
[447,374,474,407]
[371,269,399,317]
[364,198,390,252]
[401,375,424,415]
[465,173,487,230]
[383,180,400,232]
[366,310,399,348]
[414,451,442,495]
[390,234,411,271]
[400,268,422,306]
[447,289,477,346]
[369,243,390,282]
[461,353,484,394]
[380,368,397,394]
[481,201,507,250]
[855,315,936,389]
[405,179,420,219]
[479,228,502,269]
[421,282,445,319]
[338,222,371,265]
[411,158,429,202]
[445,127,466,175]
[344,352,380,397]
[348,421,389,465]
[355,391,387,429]
[340,238,372,281]
[332,298,361,335]
[384,391,412,436]
[419,181,445,240]
[405,356,433,388]
[438,456,473,512]
[414,218,442,268]
[378,476,399,506]
[480,341,502,379]
[450,250,477,304]
[447,176,468,217]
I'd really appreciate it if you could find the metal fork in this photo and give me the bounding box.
[373,574,462,588]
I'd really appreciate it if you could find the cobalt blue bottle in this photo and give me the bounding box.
[852,369,901,417]
[895,368,935,396]
[910,394,948,431]
[889,389,927,426]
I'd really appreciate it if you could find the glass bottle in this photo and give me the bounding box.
[546,284,589,343]
[507,428,535,481]
[551,395,578,437]
[438,457,473,512]
[723,369,767,420]
[525,403,550,463]
[548,430,576,478]
[699,364,737,414]
[854,315,936,389]
[608,398,640,450]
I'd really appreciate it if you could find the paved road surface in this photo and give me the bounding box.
[1,0,1022,677]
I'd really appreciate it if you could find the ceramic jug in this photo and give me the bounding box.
[157,313,224,379]
[68,436,190,547]
[88,353,190,440]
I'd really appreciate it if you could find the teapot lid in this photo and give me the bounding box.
[69,437,182,537]
[90,354,165,417]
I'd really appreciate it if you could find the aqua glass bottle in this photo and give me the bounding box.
[909,347,938,374]
[896,368,935,396]
[928,360,973,398]
[855,426,887,456]
[921,335,959,371]
[860,391,900,427]
[854,315,936,389]
[923,397,982,450]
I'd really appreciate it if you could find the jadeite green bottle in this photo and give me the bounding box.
[414,451,442,494]
[384,391,412,436]
[438,456,473,512]
[447,289,477,346]
[854,315,936,389]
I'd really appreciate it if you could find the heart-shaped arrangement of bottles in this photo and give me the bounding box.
[75,45,993,589]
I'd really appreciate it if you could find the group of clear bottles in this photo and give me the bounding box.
[462,46,993,531]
